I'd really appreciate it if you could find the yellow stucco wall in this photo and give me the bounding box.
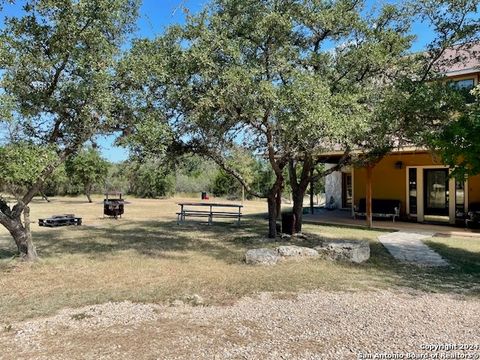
[353,152,480,214]
[468,174,480,204]
[353,152,443,216]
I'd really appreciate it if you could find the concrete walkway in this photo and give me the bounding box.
[378,231,449,267]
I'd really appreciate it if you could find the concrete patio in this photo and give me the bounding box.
[303,208,480,238]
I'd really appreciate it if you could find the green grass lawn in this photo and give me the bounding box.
[0,196,479,325]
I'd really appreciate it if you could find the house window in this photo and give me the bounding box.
[455,179,465,218]
[450,78,475,103]
[408,168,417,215]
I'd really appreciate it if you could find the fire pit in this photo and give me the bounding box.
[103,192,125,219]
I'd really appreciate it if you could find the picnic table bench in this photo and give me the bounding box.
[38,214,82,227]
[177,202,243,225]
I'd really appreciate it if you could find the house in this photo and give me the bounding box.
[324,44,480,225]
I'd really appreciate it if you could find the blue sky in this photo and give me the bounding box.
[1,0,436,162]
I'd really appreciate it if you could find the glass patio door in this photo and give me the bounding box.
[423,169,449,216]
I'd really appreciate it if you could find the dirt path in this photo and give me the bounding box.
[1,289,479,359]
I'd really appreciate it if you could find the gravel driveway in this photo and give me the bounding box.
[1,290,479,359]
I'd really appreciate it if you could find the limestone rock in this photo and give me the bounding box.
[275,245,319,258]
[245,248,280,265]
[315,240,370,263]
[245,246,319,265]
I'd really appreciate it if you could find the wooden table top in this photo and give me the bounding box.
[177,202,243,208]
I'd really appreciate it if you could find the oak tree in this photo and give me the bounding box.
[0,0,139,260]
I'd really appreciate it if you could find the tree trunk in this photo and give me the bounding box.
[264,170,284,239]
[22,206,37,259]
[292,189,306,233]
[267,194,278,238]
[275,187,282,219]
[288,157,313,234]
[3,209,38,261]
[85,184,93,203]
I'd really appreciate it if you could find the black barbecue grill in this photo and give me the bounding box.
[104,192,125,219]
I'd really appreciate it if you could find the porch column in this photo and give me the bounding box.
[351,167,355,217]
[448,175,456,224]
[465,178,469,213]
[310,167,314,214]
[366,164,373,228]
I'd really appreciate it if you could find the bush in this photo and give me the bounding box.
[174,156,218,193]
[212,170,241,197]
[126,160,175,198]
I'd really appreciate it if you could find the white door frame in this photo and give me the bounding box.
[405,165,464,224]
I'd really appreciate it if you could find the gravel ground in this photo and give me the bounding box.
[1,290,479,360]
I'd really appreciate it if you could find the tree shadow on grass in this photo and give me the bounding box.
[29,197,92,206]
[33,217,270,264]
[425,241,480,274]
[0,248,17,260]
[3,215,479,296]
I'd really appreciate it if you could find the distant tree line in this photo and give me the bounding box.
[2,146,296,201]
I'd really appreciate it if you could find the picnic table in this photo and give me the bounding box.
[38,214,82,227]
[176,202,243,225]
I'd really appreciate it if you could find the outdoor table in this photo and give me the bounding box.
[176,202,243,225]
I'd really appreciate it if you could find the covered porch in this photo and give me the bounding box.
[302,208,480,238]
[319,149,480,227]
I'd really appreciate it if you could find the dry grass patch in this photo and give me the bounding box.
[0,196,478,325]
